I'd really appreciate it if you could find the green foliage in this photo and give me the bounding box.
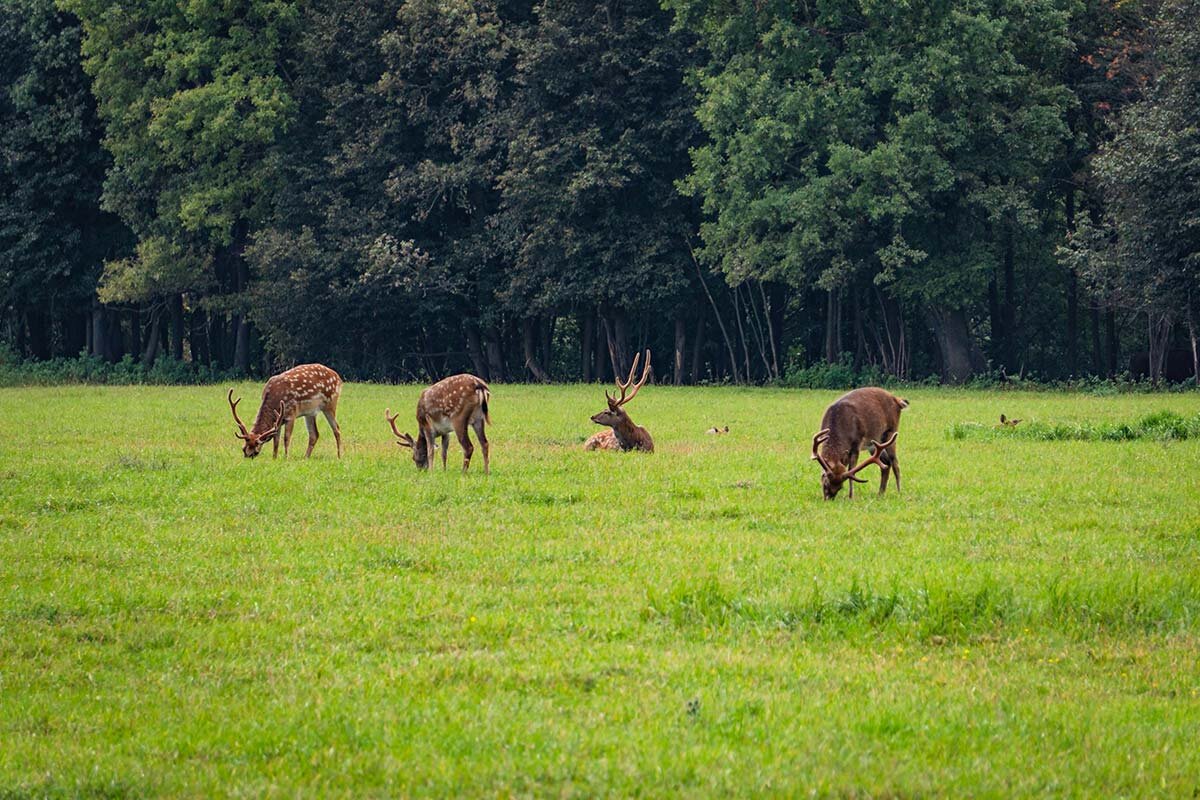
[949,409,1200,441]
[0,0,128,326]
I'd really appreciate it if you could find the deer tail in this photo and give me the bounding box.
[477,385,491,424]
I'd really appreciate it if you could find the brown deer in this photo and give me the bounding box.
[585,350,654,452]
[228,363,343,459]
[999,414,1022,427]
[810,387,908,500]
[386,374,491,473]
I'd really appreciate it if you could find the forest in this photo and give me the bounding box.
[1,0,1197,385]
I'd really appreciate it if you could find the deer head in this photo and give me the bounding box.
[591,350,651,429]
[386,408,430,469]
[812,429,897,500]
[228,389,282,459]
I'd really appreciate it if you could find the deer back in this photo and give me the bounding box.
[818,387,906,464]
[417,374,490,428]
[256,364,342,432]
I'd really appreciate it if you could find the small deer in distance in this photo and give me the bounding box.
[811,386,907,500]
[386,373,491,473]
[228,363,343,459]
[586,350,654,452]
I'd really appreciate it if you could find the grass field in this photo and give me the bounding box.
[2,382,1199,797]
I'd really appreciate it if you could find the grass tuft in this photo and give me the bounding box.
[948,410,1200,441]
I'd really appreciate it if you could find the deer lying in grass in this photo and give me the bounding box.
[999,414,1022,427]
[386,374,491,473]
[811,387,907,500]
[228,363,343,459]
[585,350,653,452]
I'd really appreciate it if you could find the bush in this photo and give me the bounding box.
[0,349,233,387]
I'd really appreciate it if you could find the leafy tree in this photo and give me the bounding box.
[1066,0,1200,382]
[0,0,128,359]
[668,0,1076,381]
[64,0,300,371]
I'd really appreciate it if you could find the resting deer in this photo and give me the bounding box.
[999,414,1022,427]
[585,350,653,452]
[386,374,491,473]
[228,363,343,459]
[810,387,907,500]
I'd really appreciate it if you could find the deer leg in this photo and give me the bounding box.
[283,418,295,458]
[440,434,450,470]
[272,429,281,459]
[304,415,319,458]
[422,428,436,471]
[876,439,891,495]
[455,419,475,473]
[890,452,901,494]
[472,418,489,475]
[322,403,342,459]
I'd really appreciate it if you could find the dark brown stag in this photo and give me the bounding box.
[585,350,654,452]
[810,387,908,500]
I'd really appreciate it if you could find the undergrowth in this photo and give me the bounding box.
[947,410,1200,442]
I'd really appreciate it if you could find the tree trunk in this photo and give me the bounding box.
[26,307,50,360]
[824,290,842,364]
[234,318,251,375]
[485,329,505,382]
[673,318,686,385]
[1065,191,1078,377]
[169,294,185,361]
[580,312,594,383]
[689,315,706,384]
[141,308,163,367]
[1090,306,1104,376]
[1106,308,1118,377]
[687,242,740,383]
[925,306,980,383]
[853,290,866,369]
[1189,293,1199,383]
[465,325,488,380]
[1002,225,1017,372]
[91,304,108,360]
[732,285,752,381]
[541,316,555,378]
[522,318,550,382]
[761,282,781,379]
[1147,312,1171,387]
[592,312,608,382]
[191,308,210,366]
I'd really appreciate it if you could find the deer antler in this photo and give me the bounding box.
[811,429,832,472]
[385,408,416,448]
[607,349,651,407]
[228,389,250,439]
[843,432,899,482]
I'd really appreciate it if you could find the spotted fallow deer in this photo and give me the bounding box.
[585,350,654,453]
[386,374,491,473]
[228,363,343,459]
[810,386,908,500]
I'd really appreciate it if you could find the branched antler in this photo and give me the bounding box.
[842,431,898,482]
[811,429,832,472]
[228,389,249,439]
[606,349,651,407]
[385,408,416,448]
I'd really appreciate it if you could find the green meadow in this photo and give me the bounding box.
[2,383,1199,797]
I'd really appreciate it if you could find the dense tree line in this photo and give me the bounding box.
[1,0,1196,383]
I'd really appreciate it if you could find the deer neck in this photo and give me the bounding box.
[610,414,646,449]
[251,393,283,436]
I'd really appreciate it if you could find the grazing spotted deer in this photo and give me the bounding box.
[386,374,491,473]
[228,363,343,459]
[810,386,907,500]
[585,350,654,453]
